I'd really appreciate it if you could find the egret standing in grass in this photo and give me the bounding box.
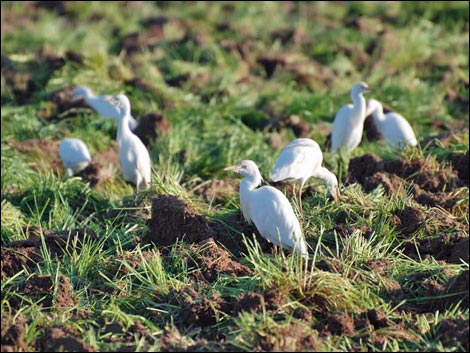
[331,81,371,179]
[366,99,417,149]
[59,138,92,177]
[225,160,308,257]
[270,138,339,213]
[105,94,151,191]
[331,82,371,154]
[72,86,138,131]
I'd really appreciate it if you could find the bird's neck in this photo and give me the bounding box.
[117,115,132,143]
[315,167,336,186]
[351,93,367,123]
[240,174,262,192]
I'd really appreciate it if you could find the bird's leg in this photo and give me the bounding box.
[298,184,303,216]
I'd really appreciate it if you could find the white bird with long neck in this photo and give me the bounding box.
[367,99,417,149]
[105,94,151,191]
[225,160,308,257]
[71,86,138,131]
[59,138,92,177]
[331,82,371,154]
[270,138,339,211]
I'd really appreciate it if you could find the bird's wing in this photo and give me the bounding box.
[381,113,417,147]
[248,186,304,250]
[132,136,152,183]
[271,140,321,183]
[331,104,355,151]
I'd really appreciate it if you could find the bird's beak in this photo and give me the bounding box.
[102,97,113,103]
[224,165,239,173]
[364,87,373,93]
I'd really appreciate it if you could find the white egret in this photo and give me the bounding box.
[366,99,417,149]
[331,82,371,154]
[225,160,308,257]
[72,86,138,131]
[105,94,151,191]
[270,138,339,211]
[59,138,92,177]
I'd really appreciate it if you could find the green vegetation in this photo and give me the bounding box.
[1,1,468,351]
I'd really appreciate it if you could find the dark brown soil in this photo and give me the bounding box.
[395,206,426,236]
[437,317,469,351]
[346,151,466,213]
[268,114,312,138]
[12,274,77,309]
[164,286,224,327]
[254,322,318,351]
[146,195,216,247]
[133,112,171,147]
[38,327,95,352]
[187,238,253,283]
[2,228,97,278]
[447,150,469,185]
[1,315,29,352]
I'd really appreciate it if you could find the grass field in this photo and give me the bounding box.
[1,1,469,351]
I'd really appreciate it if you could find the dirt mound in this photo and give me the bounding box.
[146,195,215,247]
[254,322,318,351]
[448,151,469,185]
[133,112,171,147]
[314,309,418,345]
[164,286,224,327]
[437,317,469,351]
[38,327,95,352]
[188,238,252,282]
[346,152,466,212]
[1,315,29,352]
[12,274,77,309]
[400,269,468,313]
[2,228,97,278]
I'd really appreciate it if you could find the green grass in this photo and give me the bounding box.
[1,1,468,352]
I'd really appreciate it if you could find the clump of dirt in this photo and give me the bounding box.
[164,286,224,327]
[233,292,265,315]
[436,317,469,351]
[12,274,77,309]
[400,269,468,313]
[192,177,237,204]
[268,114,312,138]
[1,246,42,278]
[347,151,466,212]
[38,327,95,352]
[346,153,382,184]
[254,322,318,351]
[188,238,253,283]
[2,228,97,278]
[133,112,171,147]
[146,195,215,247]
[1,316,29,352]
[320,312,355,336]
[447,151,469,185]
[394,206,426,236]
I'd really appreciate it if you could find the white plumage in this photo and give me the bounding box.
[331,82,371,154]
[367,99,417,149]
[59,138,92,177]
[225,160,308,257]
[106,94,151,191]
[72,86,138,131]
[270,138,339,203]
